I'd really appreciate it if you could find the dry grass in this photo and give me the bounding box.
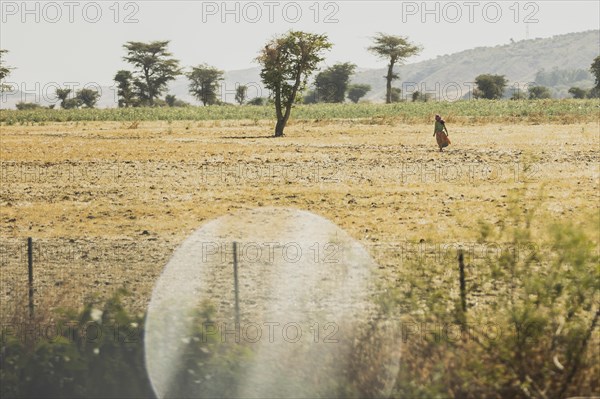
[1,119,598,319]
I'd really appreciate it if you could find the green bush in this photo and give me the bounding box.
[1,290,153,399]
[389,193,599,398]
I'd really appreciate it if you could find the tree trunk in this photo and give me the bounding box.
[385,61,395,104]
[275,100,294,136]
[275,98,296,137]
[144,68,153,106]
[274,118,285,137]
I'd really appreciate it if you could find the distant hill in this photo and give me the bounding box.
[2,30,598,109]
[350,30,599,101]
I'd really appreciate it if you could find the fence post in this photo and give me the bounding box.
[458,249,467,315]
[233,241,240,325]
[28,237,34,318]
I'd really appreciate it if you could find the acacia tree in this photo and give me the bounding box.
[54,87,98,108]
[257,31,332,137]
[122,41,181,106]
[347,84,371,103]
[314,62,356,103]
[187,64,224,106]
[368,33,421,104]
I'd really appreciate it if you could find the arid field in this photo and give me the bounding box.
[1,118,598,317]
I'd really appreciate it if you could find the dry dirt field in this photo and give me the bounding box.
[1,119,598,320]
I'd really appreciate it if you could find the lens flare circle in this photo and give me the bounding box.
[145,207,399,398]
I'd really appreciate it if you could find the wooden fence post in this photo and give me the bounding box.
[233,242,240,325]
[28,237,34,318]
[458,249,467,315]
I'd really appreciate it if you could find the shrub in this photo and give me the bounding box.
[1,290,153,398]
[389,193,599,398]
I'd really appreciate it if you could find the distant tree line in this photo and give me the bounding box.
[471,55,600,100]
[106,33,422,136]
[2,36,599,136]
[303,63,372,104]
[535,68,592,86]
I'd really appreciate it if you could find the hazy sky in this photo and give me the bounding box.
[1,0,599,87]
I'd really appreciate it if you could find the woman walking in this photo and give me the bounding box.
[434,114,450,152]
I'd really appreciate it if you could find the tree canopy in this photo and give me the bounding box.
[368,33,421,103]
[314,62,356,103]
[55,87,100,109]
[114,70,138,107]
[474,74,508,99]
[257,31,332,136]
[347,84,371,103]
[187,64,225,106]
[122,41,181,106]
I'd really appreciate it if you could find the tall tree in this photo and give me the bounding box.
[114,70,137,107]
[368,33,421,104]
[0,49,13,92]
[346,84,371,103]
[257,31,332,137]
[235,85,248,105]
[474,74,508,99]
[187,64,224,106]
[122,41,181,106]
[314,62,356,103]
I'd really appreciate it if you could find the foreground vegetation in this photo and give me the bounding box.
[1,203,598,398]
[1,99,598,125]
[390,196,599,398]
[0,290,152,398]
